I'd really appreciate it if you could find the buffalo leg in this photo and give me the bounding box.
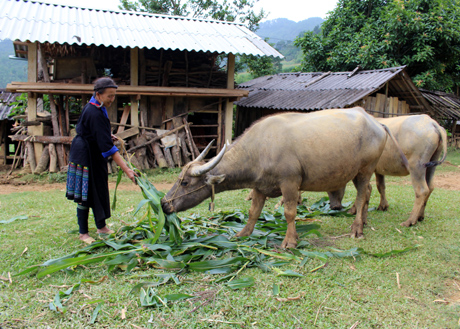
[401,168,430,227]
[236,189,266,237]
[280,187,300,248]
[348,182,371,217]
[350,169,374,238]
[376,173,389,211]
[328,188,345,210]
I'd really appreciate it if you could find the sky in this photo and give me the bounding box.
[40,0,339,22]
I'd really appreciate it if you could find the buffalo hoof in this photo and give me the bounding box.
[330,205,343,211]
[377,204,389,211]
[401,220,416,227]
[350,223,364,238]
[418,216,425,222]
[348,206,357,215]
[281,239,297,249]
[236,228,253,237]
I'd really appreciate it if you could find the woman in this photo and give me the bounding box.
[66,77,136,244]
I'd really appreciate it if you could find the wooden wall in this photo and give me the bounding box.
[357,93,410,117]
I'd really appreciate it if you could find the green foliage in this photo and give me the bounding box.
[295,0,460,92]
[119,0,266,31]
[0,39,27,88]
[7,93,28,118]
[239,53,282,78]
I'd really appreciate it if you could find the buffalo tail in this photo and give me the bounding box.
[381,124,410,172]
[424,122,448,168]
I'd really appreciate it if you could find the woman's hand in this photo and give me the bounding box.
[111,151,138,184]
[125,168,138,184]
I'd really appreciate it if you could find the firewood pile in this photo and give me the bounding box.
[108,117,201,173]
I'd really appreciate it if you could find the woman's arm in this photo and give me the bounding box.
[112,151,137,183]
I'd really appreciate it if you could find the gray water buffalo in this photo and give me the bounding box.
[328,114,447,227]
[161,107,407,248]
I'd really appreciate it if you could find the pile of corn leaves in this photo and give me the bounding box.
[17,170,416,312]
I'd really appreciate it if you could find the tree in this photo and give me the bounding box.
[119,0,266,31]
[294,0,460,92]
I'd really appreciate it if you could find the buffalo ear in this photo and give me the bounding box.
[206,174,225,185]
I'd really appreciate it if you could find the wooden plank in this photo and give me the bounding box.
[115,127,139,140]
[375,93,386,118]
[131,47,139,86]
[392,97,399,116]
[130,96,139,128]
[7,82,249,97]
[117,105,130,134]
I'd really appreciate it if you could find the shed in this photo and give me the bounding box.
[234,66,432,136]
[420,89,460,146]
[0,0,282,172]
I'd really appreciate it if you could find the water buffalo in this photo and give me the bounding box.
[161,107,407,248]
[328,114,447,227]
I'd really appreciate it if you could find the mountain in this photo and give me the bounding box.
[256,17,324,43]
[0,39,27,89]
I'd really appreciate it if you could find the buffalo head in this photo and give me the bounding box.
[161,140,227,214]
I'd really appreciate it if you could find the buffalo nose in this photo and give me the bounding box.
[161,200,173,214]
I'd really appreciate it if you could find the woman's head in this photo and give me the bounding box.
[93,77,118,107]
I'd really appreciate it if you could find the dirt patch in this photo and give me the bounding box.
[0,181,173,195]
[441,279,460,305]
[433,171,460,191]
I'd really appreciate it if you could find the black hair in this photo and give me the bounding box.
[93,77,118,97]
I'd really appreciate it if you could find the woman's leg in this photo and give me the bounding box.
[77,204,93,241]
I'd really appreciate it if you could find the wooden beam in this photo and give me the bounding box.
[7,82,249,98]
[10,135,73,144]
[224,53,235,143]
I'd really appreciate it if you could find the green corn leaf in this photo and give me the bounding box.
[272,268,304,277]
[226,277,255,290]
[188,257,248,272]
[111,168,123,211]
[272,283,280,296]
[90,302,103,324]
[0,215,28,224]
[365,245,419,258]
[164,293,194,302]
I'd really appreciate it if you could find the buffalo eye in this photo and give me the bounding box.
[181,181,189,186]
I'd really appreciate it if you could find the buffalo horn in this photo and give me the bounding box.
[189,144,227,176]
[194,139,215,163]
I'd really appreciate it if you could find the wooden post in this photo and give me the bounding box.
[224,53,235,144]
[49,143,58,172]
[130,47,140,129]
[27,42,43,161]
[26,141,36,173]
[217,97,222,151]
[38,44,65,169]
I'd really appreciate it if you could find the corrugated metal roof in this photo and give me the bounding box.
[420,89,460,120]
[0,0,282,57]
[236,67,405,110]
[0,89,21,120]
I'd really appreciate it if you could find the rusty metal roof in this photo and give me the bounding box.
[0,89,21,120]
[236,66,406,110]
[420,89,460,121]
[0,0,282,58]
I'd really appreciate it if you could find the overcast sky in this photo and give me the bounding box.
[40,0,339,22]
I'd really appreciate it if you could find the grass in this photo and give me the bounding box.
[1,152,460,328]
